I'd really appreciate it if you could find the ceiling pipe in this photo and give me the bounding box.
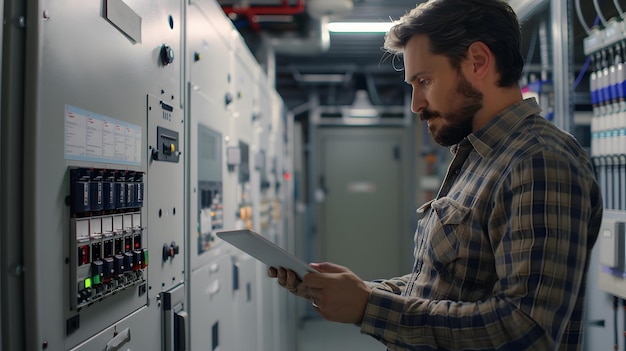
[222,0,305,32]
[507,0,548,22]
[264,15,331,55]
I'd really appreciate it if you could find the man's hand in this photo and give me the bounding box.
[303,262,371,324]
[268,266,309,297]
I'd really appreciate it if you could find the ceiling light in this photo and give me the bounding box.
[328,22,394,33]
[349,90,378,118]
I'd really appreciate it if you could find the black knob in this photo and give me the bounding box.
[160,44,174,66]
[225,92,233,106]
[162,243,171,261]
[162,241,180,262]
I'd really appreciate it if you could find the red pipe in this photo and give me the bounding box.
[222,0,305,32]
[222,0,304,16]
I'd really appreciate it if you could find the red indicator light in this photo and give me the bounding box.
[134,241,140,249]
[79,245,90,265]
[283,172,291,181]
[125,244,131,251]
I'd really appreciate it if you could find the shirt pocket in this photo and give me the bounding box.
[428,197,471,277]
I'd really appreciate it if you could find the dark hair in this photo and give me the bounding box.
[384,0,523,87]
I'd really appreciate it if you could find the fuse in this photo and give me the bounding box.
[103,239,113,258]
[103,170,116,210]
[78,245,90,266]
[71,168,91,214]
[127,176,136,208]
[91,260,104,285]
[136,173,144,207]
[125,236,133,252]
[124,252,134,272]
[114,237,124,255]
[90,169,104,212]
[114,171,127,209]
[114,254,125,274]
[134,234,141,250]
[92,242,102,261]
[103,257,115,280]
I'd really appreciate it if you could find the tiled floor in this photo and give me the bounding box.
[297,318,385,351]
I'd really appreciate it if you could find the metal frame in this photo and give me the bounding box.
[551,0,573,132]
[1,0,26,349]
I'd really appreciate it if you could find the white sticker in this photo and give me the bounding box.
[64,104,142,166]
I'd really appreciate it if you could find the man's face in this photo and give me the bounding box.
[403,35,483,146]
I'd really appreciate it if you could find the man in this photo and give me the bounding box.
[270,0,603,349]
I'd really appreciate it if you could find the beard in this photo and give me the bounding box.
[420,73,483,147]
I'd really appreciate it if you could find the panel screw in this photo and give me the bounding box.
[13,265,24,276]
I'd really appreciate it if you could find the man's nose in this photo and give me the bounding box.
[411,90,427,114]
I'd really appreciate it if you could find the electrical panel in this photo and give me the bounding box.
[584,18,626,299]
[187,86,231,273]
[189,255,235,350]
[237,141,254,230]
[6,0,294,349]
[147,95,185,296]
[197,125,224,255]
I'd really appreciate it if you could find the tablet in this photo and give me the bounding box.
[216,229,313,279]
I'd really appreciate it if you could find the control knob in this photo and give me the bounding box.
[160,44,175,66]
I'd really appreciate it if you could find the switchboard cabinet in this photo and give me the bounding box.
[4,0,295,350]
[189,254,236,351]
[22,0,183,349]
[232,254,260,351]
[187,2,233,112]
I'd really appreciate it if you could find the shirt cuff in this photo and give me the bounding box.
[359,287,405,341]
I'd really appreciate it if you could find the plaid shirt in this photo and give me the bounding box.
[360,98,603,350]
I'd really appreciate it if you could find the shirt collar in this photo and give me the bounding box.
[465,98,542,158]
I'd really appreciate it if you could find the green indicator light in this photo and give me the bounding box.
[93,274,101,285]
[144,250,149,266]
[84,278,92,289]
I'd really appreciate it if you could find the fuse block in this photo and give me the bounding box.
[69,167,148,309]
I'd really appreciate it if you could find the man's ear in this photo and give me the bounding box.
[466,41,492,80]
